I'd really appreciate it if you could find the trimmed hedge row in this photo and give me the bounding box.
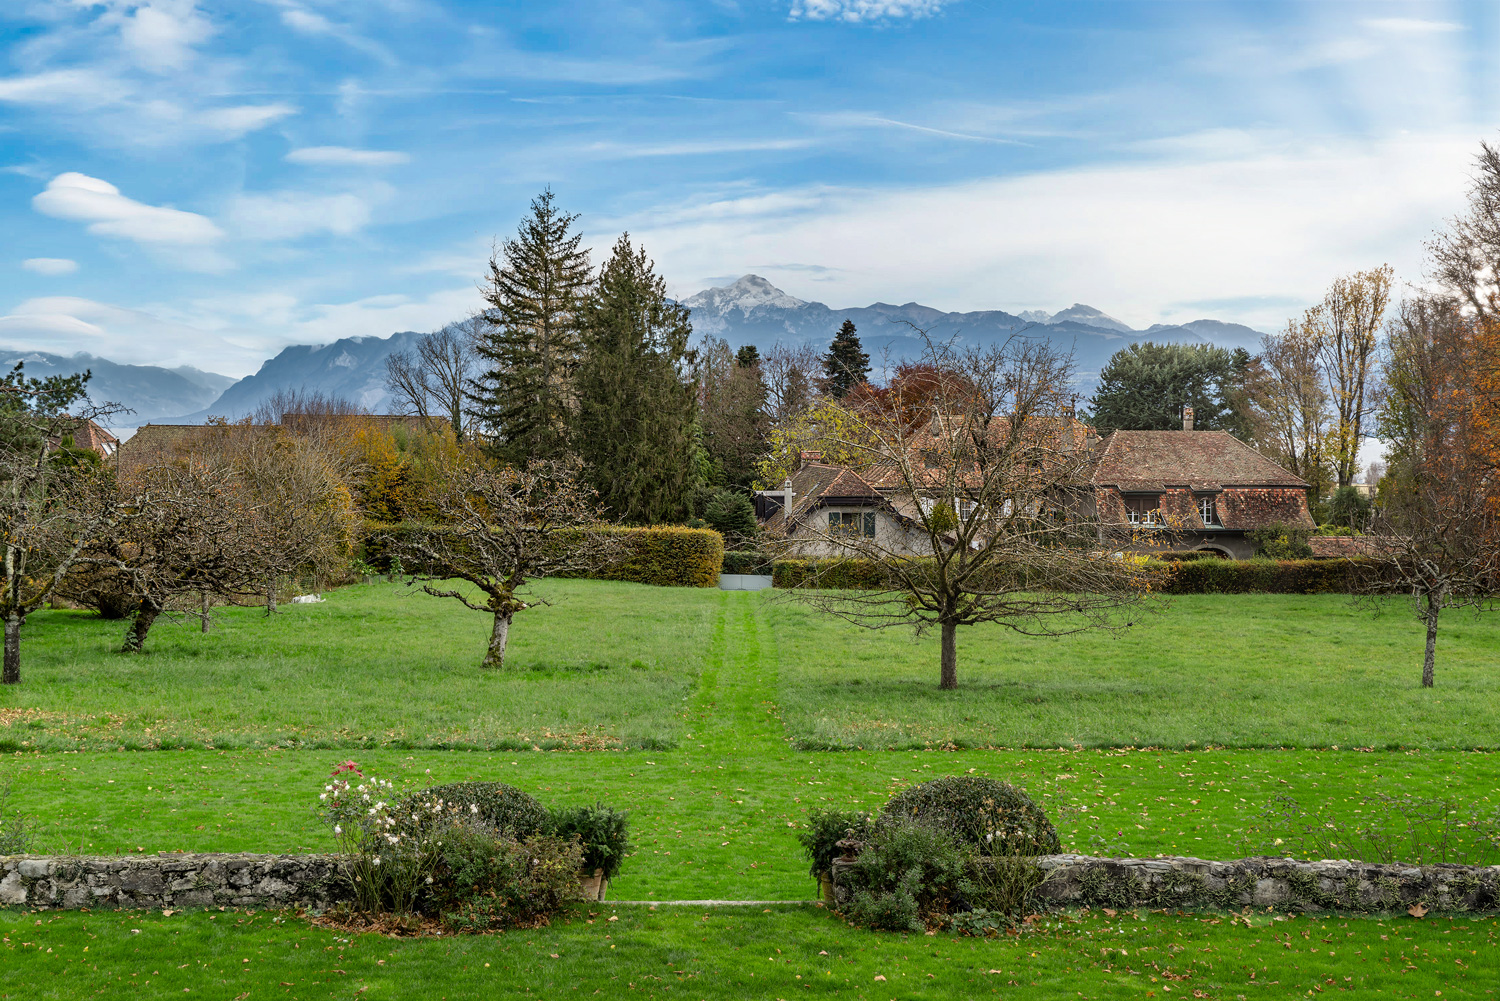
[722,550,773,575]
[566,526,723,588]
[361,522,723,588]
[772,556,1381,594]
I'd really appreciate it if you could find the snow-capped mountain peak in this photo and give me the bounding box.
[1048,303,1133,333]
[681,274,808,317]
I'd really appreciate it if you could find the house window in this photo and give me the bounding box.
[829,511,876,537]
[1198,495,1218,526]
[1123,495,1160,526]
[957,498,975,523]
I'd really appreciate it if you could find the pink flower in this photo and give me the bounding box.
[331,760,363,778]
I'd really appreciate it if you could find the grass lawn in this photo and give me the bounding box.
[770,592,1500,750]
[5,582,1500,998]
[0,580,715,753]
[6,904,1498,1000]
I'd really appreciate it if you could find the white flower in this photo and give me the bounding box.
[319,793,327,801]
[334,825,342,835]
[471,804,479,814]
[373,857,381,866]
[325,785,333,792]
[425,876,433,885]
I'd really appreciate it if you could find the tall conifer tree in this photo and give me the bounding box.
[821,319,870,398]
[573,234,699,523]
[469,190,591,464]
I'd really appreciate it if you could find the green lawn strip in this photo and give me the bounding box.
[0,580,713,752]
[6,905,1498,999]
[770,592,1500,750]
[9,747,1497,901]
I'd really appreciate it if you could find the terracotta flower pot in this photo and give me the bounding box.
[580,868,609,902]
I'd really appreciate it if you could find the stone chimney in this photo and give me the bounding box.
[1183,406,1195,432]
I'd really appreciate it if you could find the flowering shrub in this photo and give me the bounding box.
[316,764,621,928]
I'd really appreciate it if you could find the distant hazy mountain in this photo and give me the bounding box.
[124,275,1267,427]
[0,350,236,425]
[680,275,1265,383]
[168,331,430,423]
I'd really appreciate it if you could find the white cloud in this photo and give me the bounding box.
[118,0,214,71]
[281,8,336,34]
[1361,17,1463,35]
[194,103,298,137]
[33,172,222,245]
[285,146,411,166]
[22,258,79,276]
[614,131,1476,332]
[0,69,119,108]
[789,0,951,22]
[226,189,378,240]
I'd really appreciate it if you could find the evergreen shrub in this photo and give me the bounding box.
[797,807,874,879]
[546,802,631,879]
[881,775,1060,857]
[434,828,584,931]
[772,558,892,590]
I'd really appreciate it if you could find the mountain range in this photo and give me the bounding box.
[16,275,1268,433]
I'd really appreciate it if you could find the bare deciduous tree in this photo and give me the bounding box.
[111,460,263,653]
[1429,138,1500,320]
[1363,298,1500,687]
[389,457,620,669]
[385,322,479,439]
[772,332,1160,690]
[1252,323,1334,496]
[0,369,124,684]
[761,343,822,423]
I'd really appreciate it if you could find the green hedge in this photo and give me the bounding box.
[772,556,1380,594]
[362,522,723,588]
[722,550,773,575]
[566,526,723,588]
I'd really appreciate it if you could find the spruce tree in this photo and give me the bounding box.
[821,319,870,398]
[573,234,699,524]
[468,190,592,464]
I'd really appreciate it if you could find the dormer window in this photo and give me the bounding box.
[1124,495,1160,527]
[1198,494,1218,526]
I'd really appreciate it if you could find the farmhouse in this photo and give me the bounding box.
[50,417,120,459]
[1087,408,1314,559]
[756,453,931,557]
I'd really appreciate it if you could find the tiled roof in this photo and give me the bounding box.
[861,414,1096,490]
[764,462,887,532]
[1090,430,1308,491]
[51,417,120,456]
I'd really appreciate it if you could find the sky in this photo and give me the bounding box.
[1,0,1498,378]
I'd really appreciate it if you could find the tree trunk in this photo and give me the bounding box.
[939,619,958,690]
[1422,594,1439,689]
[482,609,513,669]
[266,577,278,615]
[199,592,213,633]
[123,601,161,654]
[2,613,20,685]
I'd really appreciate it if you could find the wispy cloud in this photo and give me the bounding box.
[227,187,386,240]
[286,146,411,166]
[1361,17,1463,36]
[114,0,215,72]
[789,0,952,23]
[33,173,222,245]
[22,258,78,276]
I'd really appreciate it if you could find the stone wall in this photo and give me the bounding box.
[0,854,351,911]
[831,853,1500,914]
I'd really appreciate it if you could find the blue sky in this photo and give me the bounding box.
[1,0,1498,376]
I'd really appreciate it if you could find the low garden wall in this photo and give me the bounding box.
[830,853,1500,914]
[1,853,349,911]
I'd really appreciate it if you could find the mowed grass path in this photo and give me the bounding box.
[771,592,1500,750]
[1,580,714,752]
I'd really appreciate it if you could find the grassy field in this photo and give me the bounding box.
[771,592,1500,750]
[4,582,1500,999]
[0,580,714,752]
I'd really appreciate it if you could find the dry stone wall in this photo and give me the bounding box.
[0,854,350,911]
[832,853,1500,914]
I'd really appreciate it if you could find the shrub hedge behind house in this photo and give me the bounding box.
[362,522,723,588]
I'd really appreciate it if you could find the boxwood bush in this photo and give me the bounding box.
[546,802,631,879]
[409,781,549,838]
[881,775,1060,857]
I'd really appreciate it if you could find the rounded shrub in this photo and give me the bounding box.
[414,782,549,838]
[880,776,1059,857]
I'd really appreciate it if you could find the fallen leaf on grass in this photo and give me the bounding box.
[1408,903,1429,919]
[873,975,886,981]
